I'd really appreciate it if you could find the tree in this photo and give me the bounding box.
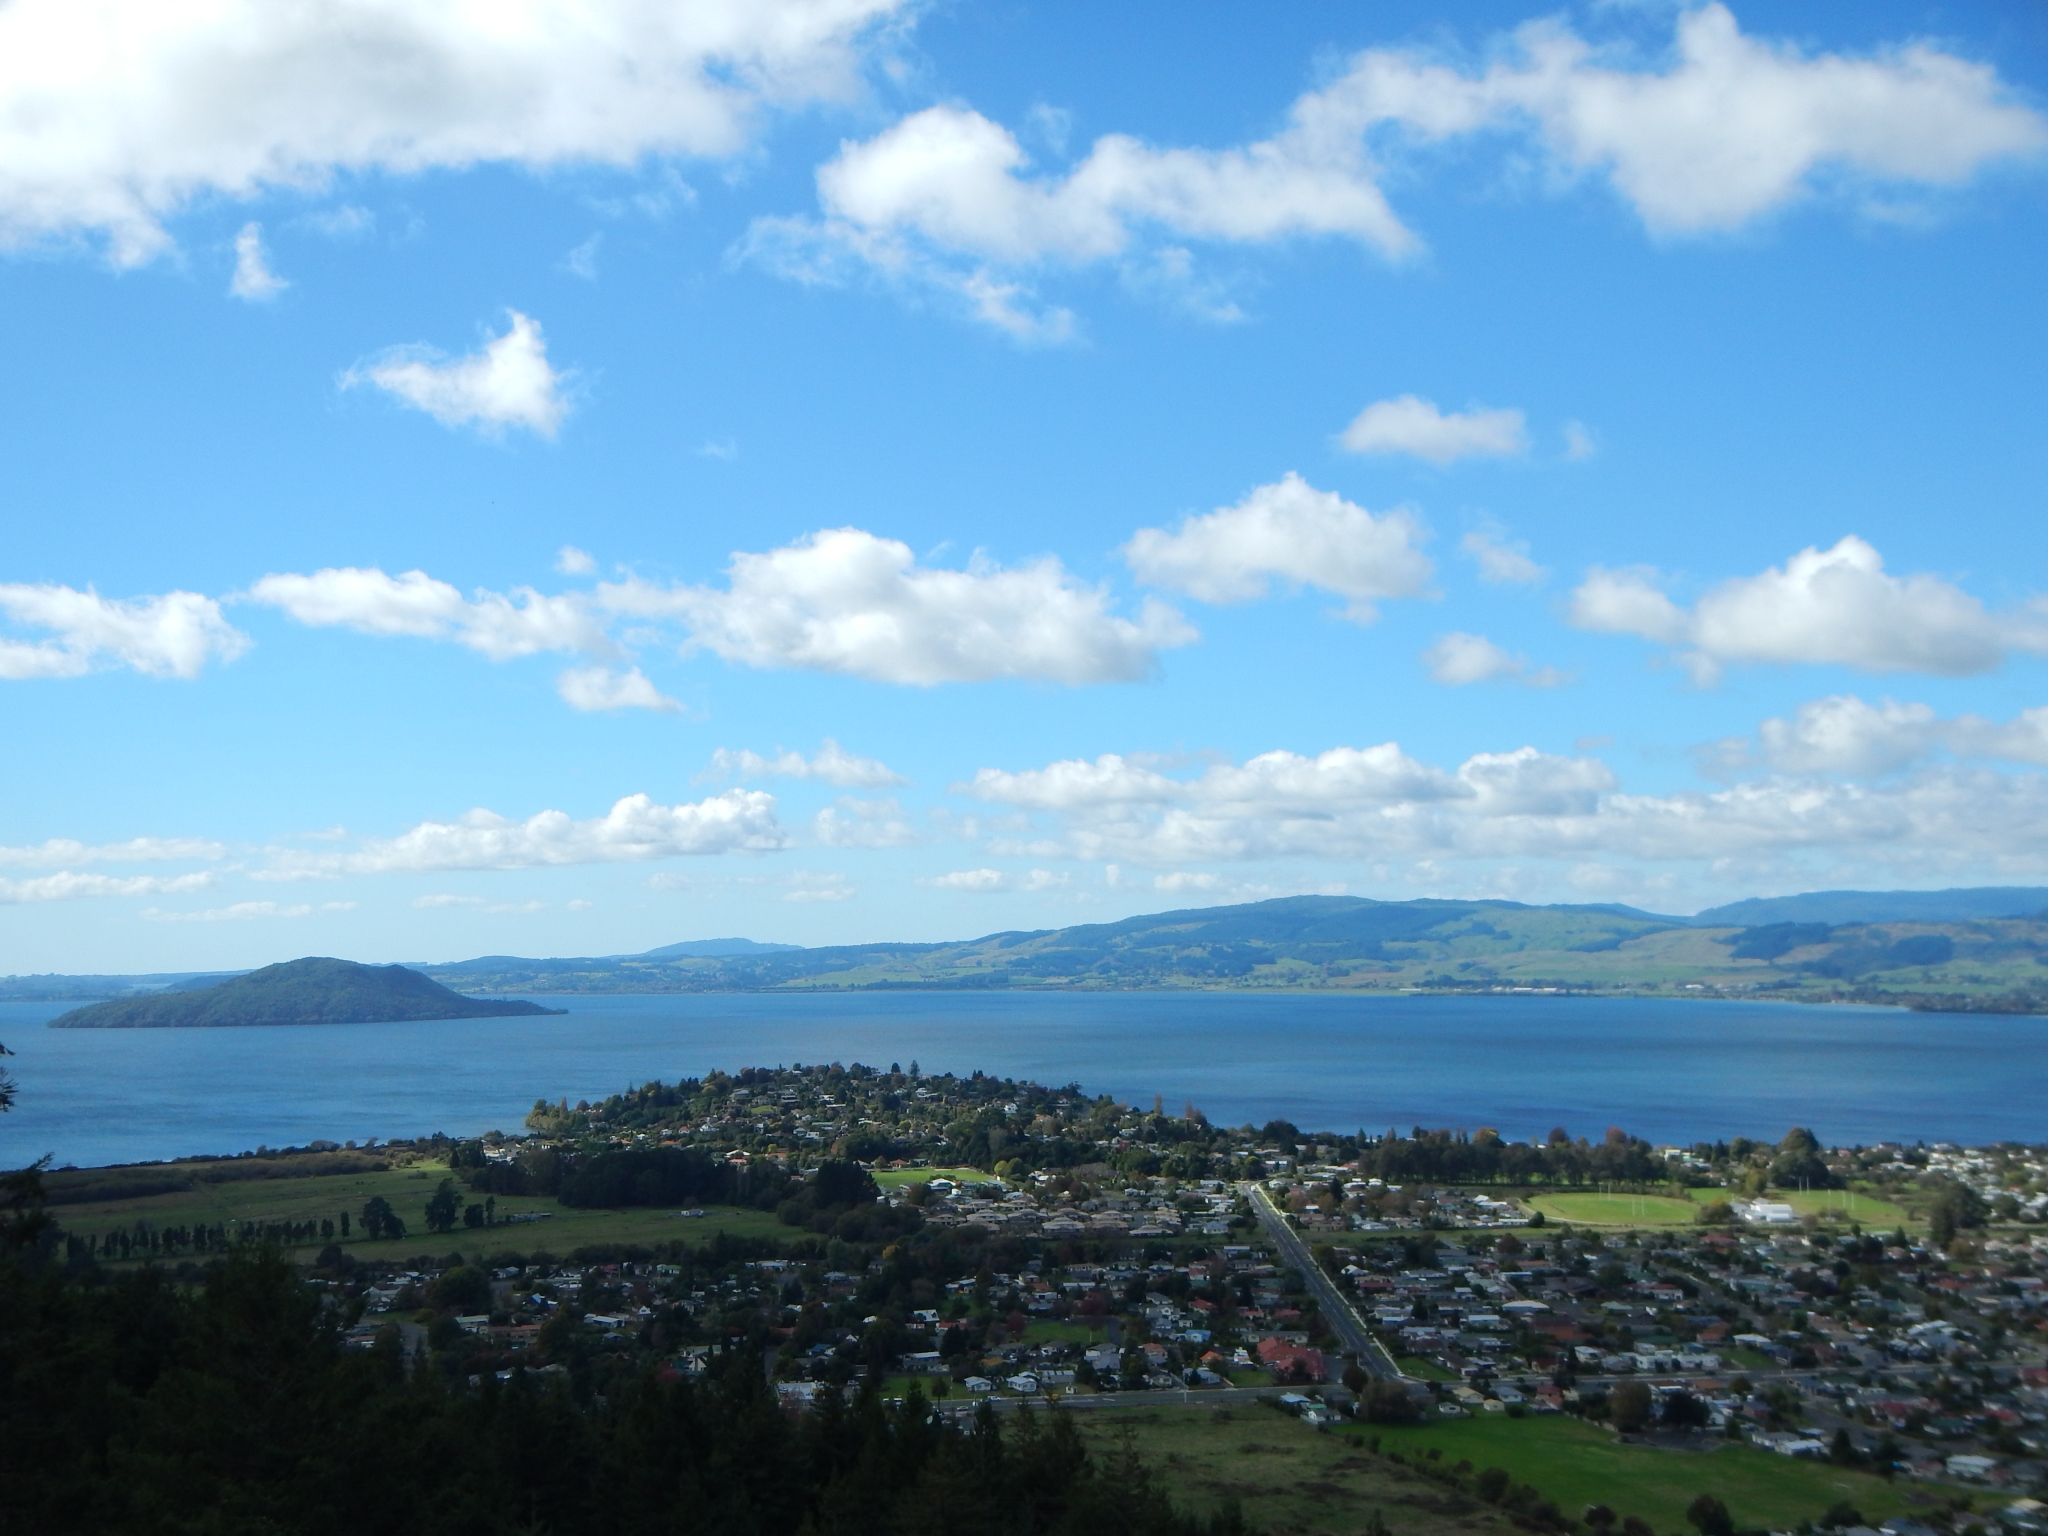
[1359,1381,1423,1425]
[360,1195,404,1241]
[423,1179,464,1235]
[1686,1495,1734,1536]
[1611,1381,1653,1433]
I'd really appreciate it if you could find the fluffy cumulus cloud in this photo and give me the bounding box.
[0,870,215,904]
[744,92,1411,334]
[343,311,571,438]
[1710,694,2048,777]
[607,528,1194,685]
[1122,473,1431,622]
[228,222,286,299]
[1423,632,1564,688]
[247,565,611,660]
[0,835,224,866]
[705,738,905,787]
[144,899,353,922]
[749,6,2041,331]
[1460,530,1544,585]
[813,797,920,848]
[1338,396,1525,463]
[267,791,785,876]
[0,583,248,680]
[1349,5,2046,235]
[1569,536,2048,682]
[958,736,2048,879]
[0,0,913,262]
[922,866,1066,893]
[555,665,682,713]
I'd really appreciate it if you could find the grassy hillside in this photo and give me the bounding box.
[420,896,2048,1011]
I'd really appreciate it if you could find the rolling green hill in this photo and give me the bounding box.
[49,957,566,1028]
[414,895,2048,1011]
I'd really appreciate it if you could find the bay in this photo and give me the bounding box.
[0,991,2042,1171]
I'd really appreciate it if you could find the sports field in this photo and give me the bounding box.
[1526,1185,1913,1230]
[1526,1192,1700,1227]
[53,1159,788,1263]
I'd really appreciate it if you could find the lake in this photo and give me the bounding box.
[0,990,2042,1170]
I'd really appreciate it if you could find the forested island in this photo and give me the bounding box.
[46,956,563,1028]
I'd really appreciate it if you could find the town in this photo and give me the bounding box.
[42,1060,2048,1536]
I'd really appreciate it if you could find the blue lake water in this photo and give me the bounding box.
[0,991,2042,1170]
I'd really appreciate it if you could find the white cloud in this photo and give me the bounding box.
[749,7,2040,331]
[564,234,602,280]
[343,311,571,438]
[814,797,919,848]
[1717,694,2048,777]
[143,899,353,922]
[0,0,914,263]
[1423,632,1565,688]
[784,870,855,902]
[247,566,611,661]
[0,583,249,680]
[741,84,1412,334]
[1338,396,1525,463]
[705,738,906,787]
[555,545,598,576]
[0,835,224,867]
[1756,694,1944,776]
[0,870,215,903]
[1569,536,2047,681]
[1122,472,1432,622]
[1344,4,2045,234]
[410,893,544,913]
[607,527,1194,686]
[228,222,286,300]
[954,735,2048,882]
[1460,530,1544,585]
[556,664,682,713]
[1563,421,1597,461]
[268,791,785,876]
[926,868,1004,891]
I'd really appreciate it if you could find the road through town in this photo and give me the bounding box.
[1242,1183,1405,1383]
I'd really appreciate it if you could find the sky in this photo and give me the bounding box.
[2,0,2047,973]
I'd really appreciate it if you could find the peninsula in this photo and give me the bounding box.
[47,957,564,1028]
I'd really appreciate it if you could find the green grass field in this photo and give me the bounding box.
[871,1166,992,1189]
[1525,1185,1914,1231]
[57,1160,789,1263]
[1022,1318,1104,1346]
[1769,1188,1911,1228]
[1363,1413,1912,1533]
[1528,1192,1701,1227]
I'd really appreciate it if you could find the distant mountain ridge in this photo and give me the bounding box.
[14,886,2048,1013]
[1693,887,2048,927]
[48,958,565,1028]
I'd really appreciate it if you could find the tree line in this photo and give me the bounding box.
[0,1233,1251,1535]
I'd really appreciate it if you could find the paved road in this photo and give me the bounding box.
[1241,1183,1404,1383]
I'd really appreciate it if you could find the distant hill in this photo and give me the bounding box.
[633,937,804,959]
[24,886,2048,1016]
[49,958,565,1028]
[1694,887,2048,927]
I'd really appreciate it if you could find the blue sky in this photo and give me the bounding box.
[2,0,2047,972]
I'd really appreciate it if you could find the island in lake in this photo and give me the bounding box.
[47,957,565,1028]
